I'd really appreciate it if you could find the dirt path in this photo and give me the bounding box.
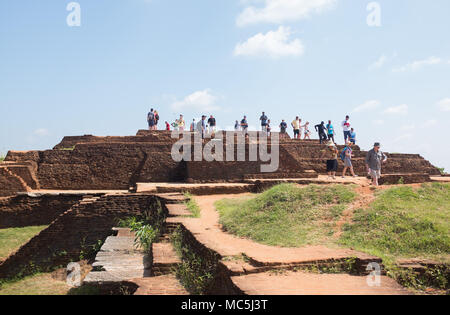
[185,194,377,264]
[166,193,410,295]
[334,186,376,238]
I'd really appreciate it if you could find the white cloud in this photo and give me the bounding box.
[437,98,450,112]
[372,119,384,125]
[368,52,397,70]
[352,100,380,113]
[383,104,408,115]
[393,133,413,143]
[393,56,442,72]
[369,55,387,70]
[170,89,220,112]
[34,128,49,136]
[237,0,337,26]
[234,26,304,58]
[422,119,437,128]
[401,123,415,131]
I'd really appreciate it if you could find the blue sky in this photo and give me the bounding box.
[1,0,449,170]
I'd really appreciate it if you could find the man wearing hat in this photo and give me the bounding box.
[366,142,388,186]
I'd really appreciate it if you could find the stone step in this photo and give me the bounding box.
[131,275,189,295]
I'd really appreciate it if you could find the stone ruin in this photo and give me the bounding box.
[0,130,441,197]
[0,130,445,294]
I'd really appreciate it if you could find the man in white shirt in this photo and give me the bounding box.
[342,115,351,143]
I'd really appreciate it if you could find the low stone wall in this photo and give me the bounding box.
[0,193,164,280]
[0,194,85,228]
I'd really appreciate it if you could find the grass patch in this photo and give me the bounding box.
[339,183,450,289]
[0,273,70,295]
[171,226,219,295]
[340,183,450,263]
[0,155,4,162]
[215,183,356,247]
[0,226,47,261]
[184,193,201,218]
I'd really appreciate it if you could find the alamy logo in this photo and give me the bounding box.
[66,2,81,27]
[367,2,382,27]
[171,131,280,173]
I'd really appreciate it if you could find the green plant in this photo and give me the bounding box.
[171,227,219,295]
[79,238,104,261]
[130,222,158,252]
[184,193,201,218]
[437,167,446,175]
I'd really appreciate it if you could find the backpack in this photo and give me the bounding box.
[340,147,348,161]
[147,112,155,122]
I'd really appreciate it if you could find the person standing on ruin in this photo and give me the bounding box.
[207,115,216,134]
[260,112,268,132]
[326,120,335,143]
[315,122,328,144]
[266,119,272,135]
[322,142,338,180]
[154,110,160,130]
[190,119,196,132]
[303,122,311,140]
[342,115,351,143]
[234,120,240,131]
[177,115,185,131]
[341,142,357,178]
[241,116,249,134]
[147,108,155,131]
[350,128,357,144]
[279,120,288,135]
[291,116,301,139]
[366,142,387,186]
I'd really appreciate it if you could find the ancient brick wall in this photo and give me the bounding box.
[37,143,179,190]
[0,194,164,279]
[0,168,27,197]
[0,194,84,228]
[0,132,442,192]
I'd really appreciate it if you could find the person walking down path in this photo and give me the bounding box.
[315,122,328,144]
[207,115,216,134]
[303,122,311,140]
[147,108,155,131]
[366,142,388,186]
[341,142,357,178]
[291,117,301,139]
[350,128,357,144]
[326,120,335,143]
[260,112,268,132]
[322,142,339,180]
[241,116,249,134]
[342,115,351,143]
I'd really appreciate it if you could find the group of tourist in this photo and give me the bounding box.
[147,110,387,186]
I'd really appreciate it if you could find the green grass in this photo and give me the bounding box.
[339,183,450,264]
[0,273,70,295]
[215,184,356,247]
[184,193,201,218]
[0,156,4,162]
[0,226,47,261]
